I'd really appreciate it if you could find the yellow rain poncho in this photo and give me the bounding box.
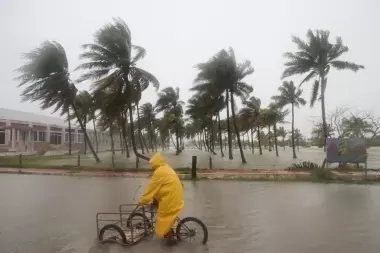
[139,153,184,236]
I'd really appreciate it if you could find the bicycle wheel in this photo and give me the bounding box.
[175,217,208,244]
[98,224,128,244]
[125,213,152,229]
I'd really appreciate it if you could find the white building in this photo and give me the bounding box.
[0,108,113,152]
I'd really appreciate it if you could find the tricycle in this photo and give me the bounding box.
[96,202,208,246]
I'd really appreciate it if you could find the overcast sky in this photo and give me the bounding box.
[0,0,378,137]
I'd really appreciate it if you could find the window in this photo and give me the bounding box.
[39,132,46,142]
[0,130,5,144]
[33,131,46,142]
[78,133,84,143]
[50,132,62,145]
[22,132,27,141]
[65,133,76,143]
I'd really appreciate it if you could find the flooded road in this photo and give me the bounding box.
[1,175,380,253]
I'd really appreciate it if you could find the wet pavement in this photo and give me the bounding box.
[1,174,380,253]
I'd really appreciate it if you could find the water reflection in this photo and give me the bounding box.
[1,175,380,253]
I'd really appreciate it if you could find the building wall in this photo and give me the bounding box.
[0,118,119,153]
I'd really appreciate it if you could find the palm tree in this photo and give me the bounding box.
[76,17,157,161]
[277,126,287,150]
[272,81,306,159]
[140,102,157,152]
[239,96,263,155]
[74,90,99,154]
[15,41,100,162]
[155,87,184,155]
[282,30,364,148]
[294,128,303,151]
[193,48,253,163]
[264,103,289,156]
[130,69,160,154]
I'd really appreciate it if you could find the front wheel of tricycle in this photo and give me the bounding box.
[175,217,208,244]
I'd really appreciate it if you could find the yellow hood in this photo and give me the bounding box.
[149,152,166,170]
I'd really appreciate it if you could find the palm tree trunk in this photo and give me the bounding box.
[68,111,72,155]
[175,120,181,155]
[217,113,224,157]
[123,112,130,158]
[274,123,279,157]
[250,127,255,154]
[320,75,328,152]
[135,103,145,154]
[230,91,246,164]
[149,119,154,153]
[119,131,124,153]
[70,102,100,162]
[291,103,297,159]
[268,125,272,152]
[109,127,115,155]
[84,122,87,155]
[225,89,233,159]
[257,126,263,155]
[127,102,149,161]
[92,118,98,153]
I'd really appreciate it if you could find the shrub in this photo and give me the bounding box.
[311,168,333,180]
[287,161,321,170]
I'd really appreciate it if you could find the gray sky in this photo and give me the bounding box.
[0,0,378,137]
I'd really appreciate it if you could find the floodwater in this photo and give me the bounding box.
[21,146,380,170]
[1,175,380,253]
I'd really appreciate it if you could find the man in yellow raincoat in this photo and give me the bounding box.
[139,152,184,244]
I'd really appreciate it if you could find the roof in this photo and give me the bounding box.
[0,108,67,127]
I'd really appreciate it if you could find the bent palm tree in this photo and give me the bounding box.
[272,81,306,159]
[76,18,158,161]
[282,30,364,148]
[156,87,184,155]
[240,96,263,155]
[15,41,100,162]
[140,102,157,152]
[277,126,287,150]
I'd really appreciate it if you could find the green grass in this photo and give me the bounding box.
[0,154,72,167]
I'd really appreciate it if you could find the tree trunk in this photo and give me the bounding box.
[230,91,246,164]
[124,112,130,158]
[119,130,123,153]
[274,123,279,157]
[250,127,255,154]
[257,126,263,155]
[92,118,98,153]
[175,119,181,155]
[268,125,272,152]
[110,126,115,155]
[320,75,328,152]
[291,103,297,159]
[84,122,87,155]
[225,89,233,159]
[136,103,145,154]
[127,102,149,161]
[68,111,72,155]
[149,119,154,153]
[70,102,100,162]
[217,113,224,157]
